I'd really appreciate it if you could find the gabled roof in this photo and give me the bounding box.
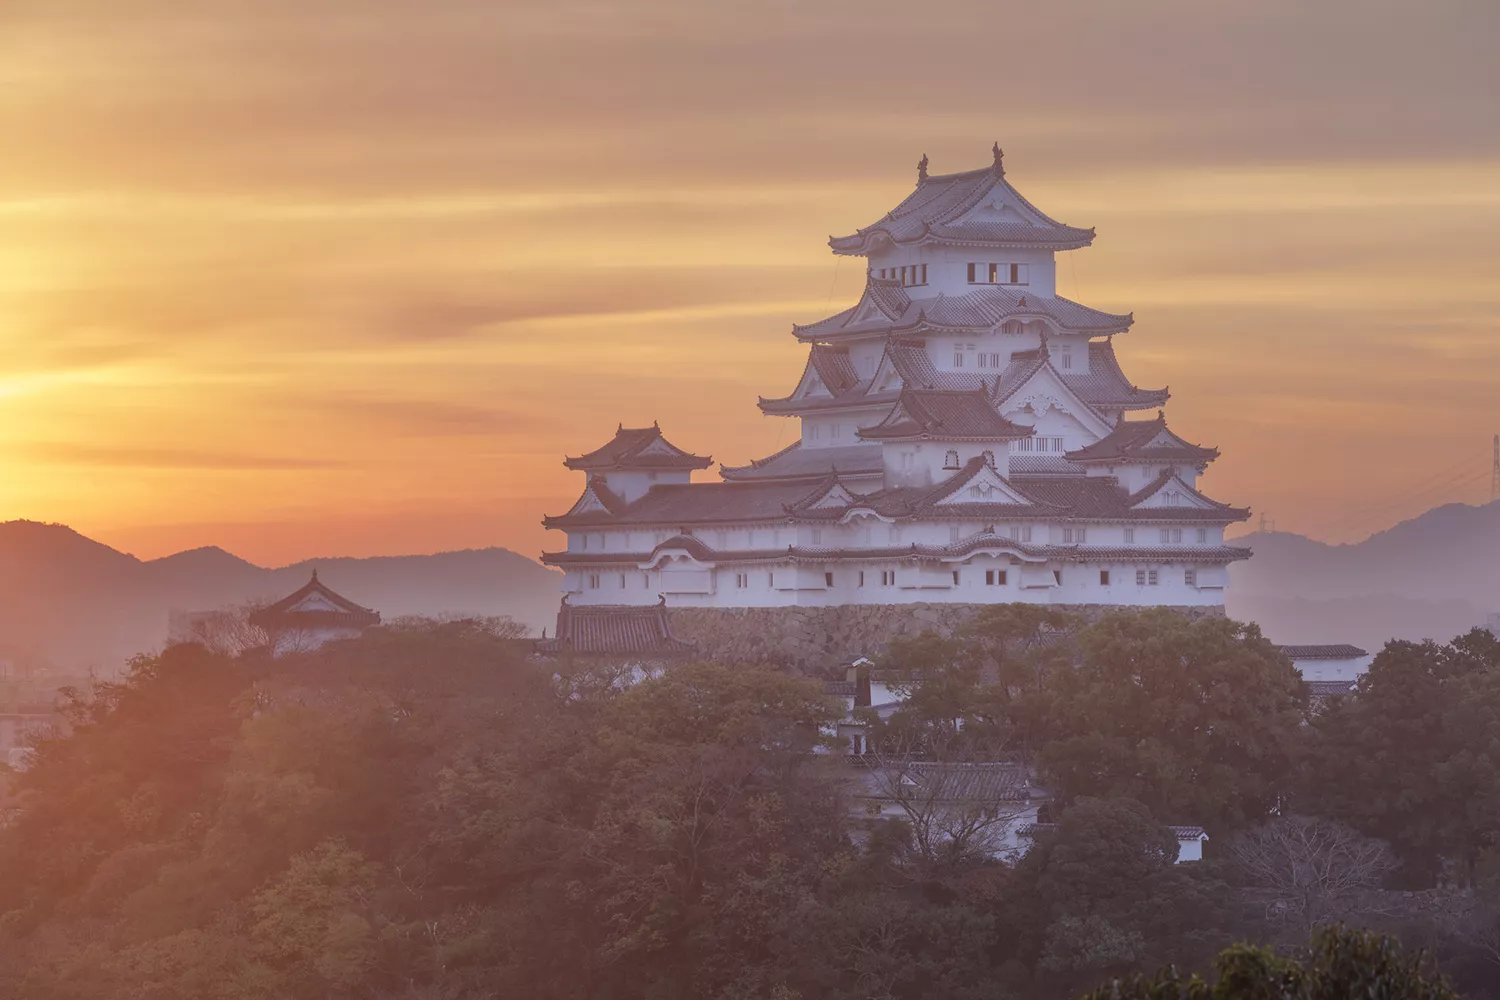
[1126,469,1251,519]
[1304,679,1358,699]
[558,479,629,519]
[1066,413,1219,466]
[564,423,712,472]
[1061,340,1169,410]
[537,597,693,657]
[854,760,1032,803]
[248,570,380,630]
[990,338,1166,418]
[859,389,1033,442]
[793,282,1132,341]
[844,456,1052,519]
[548,458,1250,531]
[829,151,1094,256]
[719,441,886,483]
[759,344,895,415]
[1280,644,1368,660]
[544,479,827,529]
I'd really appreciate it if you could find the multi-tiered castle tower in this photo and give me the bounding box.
[542,148,1249,637]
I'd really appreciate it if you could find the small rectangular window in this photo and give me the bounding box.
[858,570,865,587]
[1009,263,1020,284]
[950,525,961,542]
[812,528,823,544]
[952,570,961,585]
[1185,568,1197,586]
[967,262,977,283]
[985,569,995,585]
[1135,569,1146,585]
[618,573,625,588]
[1100,570,1111,585]
[1160,528,1171,544]
[1053,569,1062,584]
[1196,528,1207,544]
[642,573,649,588]
[588,573,600,588]
[1148,569,1159,585]
[1077,527,1087,543]
[824,571,834,587]
[1172,529,1183,543]
[1062,527,1073,543]
[997,570,1007,585]
[1124,528,1135,544]
[954,352,964,368]
[988,262,999,283]
[1020,526,1033,542]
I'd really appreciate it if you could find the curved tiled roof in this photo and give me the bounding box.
[1067,413,1219,465]
[793,282,1132,341]
[248,570,380,630]
[547,458,1250,532]
[1060,340,1169,410]
[859,389,1033,442]
[719,442,886,482]
[1280,644,1368,660]
[537,598,693,656]
[565,423,712,471]
[829,157,1094,255]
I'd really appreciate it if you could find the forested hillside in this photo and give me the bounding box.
[1,612,1498,998]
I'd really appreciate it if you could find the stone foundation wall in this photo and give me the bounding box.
[665,603,1225,675]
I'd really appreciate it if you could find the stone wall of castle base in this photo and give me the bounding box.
[664,603,1225,675]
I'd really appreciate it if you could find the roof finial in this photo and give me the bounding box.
[992,142,1005,177]
[310,567,318,582]
[1037,328,1049,357]
[1157,409,1165,421]
[917,153,929,184]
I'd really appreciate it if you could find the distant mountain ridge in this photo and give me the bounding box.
[0,521,563,675]
[2,500,1494,676]
[1226,500,1500,651]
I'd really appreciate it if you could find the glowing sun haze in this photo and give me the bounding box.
[1,0,1496,565]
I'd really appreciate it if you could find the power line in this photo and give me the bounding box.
[1492,433,1499,501]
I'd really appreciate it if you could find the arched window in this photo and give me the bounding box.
[944,449,960,469]
[982,449,996,467]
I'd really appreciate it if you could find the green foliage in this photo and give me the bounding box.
[0,618,1492,999]
[1300,629,1500,884]
[1081,925,1459,1000]
[1011,798,1231,990]
[1032,610,1305,831]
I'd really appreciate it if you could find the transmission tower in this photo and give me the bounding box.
[1492,434,1499,502]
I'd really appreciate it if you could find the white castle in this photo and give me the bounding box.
[543,147,1249,626]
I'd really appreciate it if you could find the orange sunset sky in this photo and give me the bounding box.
[1,1,1497,567]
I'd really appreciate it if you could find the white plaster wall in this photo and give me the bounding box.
[880,441,1012,488]
[867,245,1059,298]
[598,469,691,504]
[1294,656,1373,682]
[566,553,1227,609]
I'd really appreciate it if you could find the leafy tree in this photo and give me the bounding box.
[1031,610,1306,831]
[1080,925,1459,1000]
[1010,798,1231,991]
[1300,629,1500,884]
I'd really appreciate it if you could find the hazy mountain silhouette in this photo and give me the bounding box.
[1227,500,1500,650]
[3,501,1495,675]
[0,521,563,675]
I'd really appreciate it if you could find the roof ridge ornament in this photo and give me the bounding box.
[992,142,1005,177]
[917,153,929,184]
